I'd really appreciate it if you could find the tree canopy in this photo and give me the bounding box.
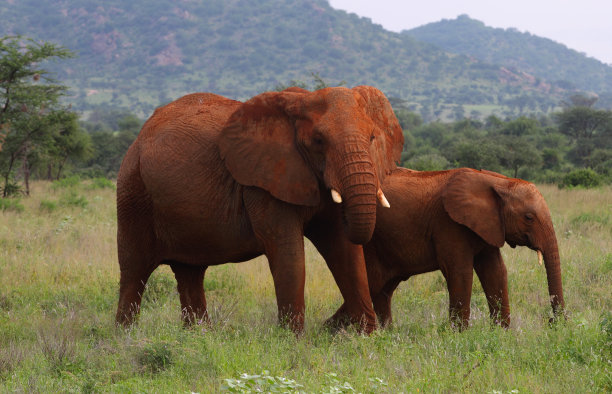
[0,36,90,196]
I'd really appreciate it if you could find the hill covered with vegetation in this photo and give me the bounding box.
[2,0,604,120]
[404,15,612,107]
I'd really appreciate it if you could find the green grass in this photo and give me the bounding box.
[0,182,610,392]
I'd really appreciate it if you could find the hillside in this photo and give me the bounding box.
[404,15,612,104]
[0,0,601,119]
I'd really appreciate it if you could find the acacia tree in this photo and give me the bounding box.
[0,35,77,196]
[555,100,612,167]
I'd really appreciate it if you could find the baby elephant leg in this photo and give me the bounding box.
[474,248,510,327]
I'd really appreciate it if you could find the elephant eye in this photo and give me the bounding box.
[370,133,375,142]
[525,213,535,221]
[313,135,324,147]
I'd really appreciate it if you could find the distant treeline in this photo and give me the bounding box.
[67,95,612,190]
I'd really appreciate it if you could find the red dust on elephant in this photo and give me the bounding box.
[115,86,404,333]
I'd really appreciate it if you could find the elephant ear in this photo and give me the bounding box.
[442,169,506,248]
[218,91,320,207]
[352,86,404,182]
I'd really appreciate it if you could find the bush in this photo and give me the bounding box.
[1,178,23,197]
[52,176,81,190]
[59,190,88,208]
[405,153,449,171]
[0,198,24,213]
[559,168,602,189]
[88,177,116,190]
[39,200,58,213]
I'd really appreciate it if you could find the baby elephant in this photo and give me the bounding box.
[364,167,565,328]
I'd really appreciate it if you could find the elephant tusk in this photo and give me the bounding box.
[537,250,543,266]
[377,188,390,208]
[331,189,342,203]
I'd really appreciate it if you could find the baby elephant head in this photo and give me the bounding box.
[442,169,565,319]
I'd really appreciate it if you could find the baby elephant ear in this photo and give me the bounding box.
[218,91,320,207]
[442,169,505,248]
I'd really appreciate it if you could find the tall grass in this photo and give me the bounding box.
[0,180,610,392]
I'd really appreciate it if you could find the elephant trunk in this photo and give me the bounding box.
[337,148,378,245]
[541,235,565,318]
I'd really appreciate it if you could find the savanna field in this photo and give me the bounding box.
[0,178,610,392]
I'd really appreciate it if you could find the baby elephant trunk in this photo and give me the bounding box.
[542,237,565,319]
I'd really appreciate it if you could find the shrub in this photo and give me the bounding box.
[405,153,449,171]
[60,190,88,208]
[88,177,116,190]
[52,175,81,190]
[0,198,24,212]
[39,200,58,213]
[559,168,602,189]
[0,178,23,197]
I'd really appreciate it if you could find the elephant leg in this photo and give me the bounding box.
[265,235,306,333]
[115,158,159,327]
[439,258,474,330]
[372,278,401,328]
[474,248,510,328]
[307,218,377,333]
[170,263,208,326]
[115,262,157,326]
[244,188,306,333]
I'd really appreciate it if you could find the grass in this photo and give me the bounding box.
[0,180,610,392]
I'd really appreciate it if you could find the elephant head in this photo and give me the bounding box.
[442,169,565,319]
[218,86,404,244]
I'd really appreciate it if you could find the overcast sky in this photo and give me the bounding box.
[328,0,612,65]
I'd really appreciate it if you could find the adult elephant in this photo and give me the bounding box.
[115,86,403,333]
[361,167,565,328]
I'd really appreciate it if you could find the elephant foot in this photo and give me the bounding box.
[115,302,141,328]
[181,308,210,328]
[324,304,377,334]
[277,311,305,335]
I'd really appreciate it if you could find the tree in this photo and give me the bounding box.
[555,106,612,141]
[555,105,612,167]
[0,36,75,196]
[46,111,92,180]
[498,136,542,178]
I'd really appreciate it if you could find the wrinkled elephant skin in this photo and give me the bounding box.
[115,86,403,333]
[361,168,565,329]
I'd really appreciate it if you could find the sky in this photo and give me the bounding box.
[328,0,612,65]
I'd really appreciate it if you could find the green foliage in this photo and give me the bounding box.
[59,190,88,208]
[0,35,80,195]
[51,175,81,189]
[88,177,116,190]
[405,15,612,96]
[39,199,58,213]
[559,168,602,189]
[79,111,141,178]
[0,198,24,212]
[405,153,449,171]
[398,104,611,184]
[0,178,22,197]
[1,2,598,120]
